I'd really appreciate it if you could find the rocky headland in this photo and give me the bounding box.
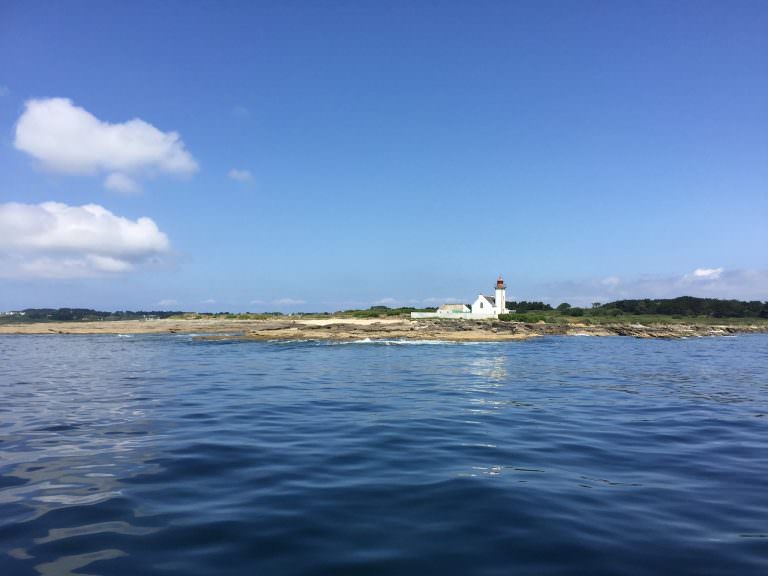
[193,318,767,341]
[1,317,766,341]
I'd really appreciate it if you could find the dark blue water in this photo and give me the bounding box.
[1,334,767,575]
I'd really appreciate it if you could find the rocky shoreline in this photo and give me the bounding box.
[195,319,767,342]
[1,317,766,341]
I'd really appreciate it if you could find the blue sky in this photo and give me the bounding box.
[1,0,766,311]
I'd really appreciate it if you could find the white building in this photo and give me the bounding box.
[436,303,471,316]
[470,275,509,317]
[412,276,510,319]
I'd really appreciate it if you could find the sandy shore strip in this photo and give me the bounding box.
[0,318,532,341]
[1,317,766,341]
[0,317,404,335]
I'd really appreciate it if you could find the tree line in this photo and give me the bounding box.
[1,308,183,322]
[593,297,768,318]
[501,297,768,318]
[4,297,767,321]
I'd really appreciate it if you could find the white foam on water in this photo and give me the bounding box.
[346,338,490,346]
[261,338,498,346]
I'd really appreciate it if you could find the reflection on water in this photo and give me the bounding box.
[0,336,164,573]
[465,353,509,383]
[1,334,768,576]
[35,548,127,576]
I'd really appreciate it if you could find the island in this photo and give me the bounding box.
[1,297,767,341]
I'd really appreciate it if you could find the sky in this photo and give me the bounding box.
[1,0,766,311]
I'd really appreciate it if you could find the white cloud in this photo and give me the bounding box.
[422,296,463,304]
[16,255,132,277]
[14,98,198,188]
[228,169,253,182]
[689,267,724,281]
[371,296,461,307]
[0,85,9,97]
[0,201,169,278]
[200,298,217,304]
[104,172,141,194]
[601,276,621,287]
[373,297,399,306]
[536,268,768,306]
[272,298,305,306]
[157,299,179,307]
[249,299,265,305]
[87,255,133,272]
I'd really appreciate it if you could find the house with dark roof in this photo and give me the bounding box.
[411,276,510,319]
[470,276,508,317]
[436,303,471,316]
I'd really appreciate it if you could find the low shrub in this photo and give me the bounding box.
[498,313,547,323]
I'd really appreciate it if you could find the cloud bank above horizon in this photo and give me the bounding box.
[14,98,198,192]
[228,169,253,182]
[0,201,170,278]
[528,268,768,307]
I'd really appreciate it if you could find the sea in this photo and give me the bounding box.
[1,333,767,575]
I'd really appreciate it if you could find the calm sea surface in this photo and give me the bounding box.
[1,334,767,575]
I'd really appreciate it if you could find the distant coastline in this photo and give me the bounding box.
[1,317,766,341]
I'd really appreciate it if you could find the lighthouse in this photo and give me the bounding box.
[411,274,512,319]
[495,275,507,315]
[468,275,511,317]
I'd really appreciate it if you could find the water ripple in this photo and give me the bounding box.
[1,334,767,574]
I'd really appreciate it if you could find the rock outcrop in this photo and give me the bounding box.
[1,317,764,341]
[197,319,766,342]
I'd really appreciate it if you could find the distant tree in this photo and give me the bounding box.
[507,301,553,312]
[556,303,571,311]
[607,297,768,318]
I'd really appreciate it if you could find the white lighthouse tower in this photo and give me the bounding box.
[411,274,512,319]
[467,275,511,317]
[494,275,507,315]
